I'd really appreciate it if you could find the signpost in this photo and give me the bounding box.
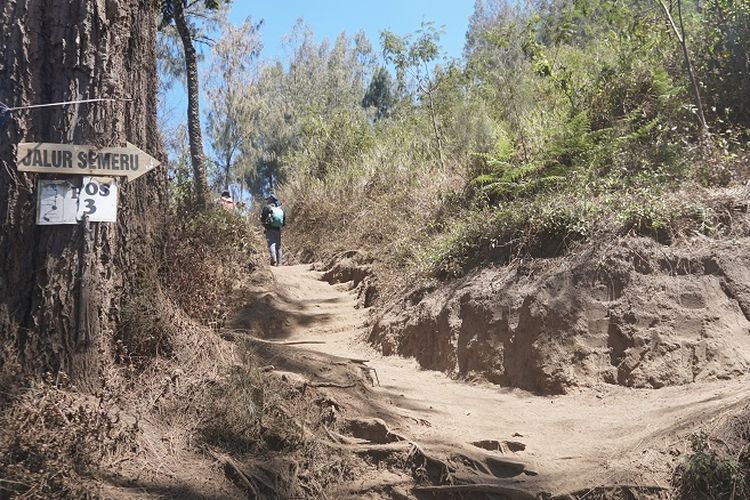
[35,177,119,225]
[15,137,158,349]
[76,177,118,222]
[17,142,159,181]
[36,179,78,225]
[17,142,158,226]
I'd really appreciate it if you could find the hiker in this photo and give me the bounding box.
[261,194,285,266]
[217,190,235,211]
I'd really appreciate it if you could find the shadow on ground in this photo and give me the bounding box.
[100,473,237,500]
[228,288,335,340]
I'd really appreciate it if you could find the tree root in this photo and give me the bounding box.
[414,483,537,499]
[205,448,260,498]
[408,443,454,484]
[333,359,380,386]
[307,381,356,388]
[322,439,413,457]
[323,426,360,445]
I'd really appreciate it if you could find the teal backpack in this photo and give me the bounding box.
[268,206,284,228]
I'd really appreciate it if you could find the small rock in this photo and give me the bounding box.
[504,440,526,452]
[342,417,403,444]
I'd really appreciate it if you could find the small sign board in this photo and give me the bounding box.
[35,177,118,225]
[18,142,159,181]
[77,177,117,222]
[37,179,78,225]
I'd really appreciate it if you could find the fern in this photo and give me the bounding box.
[472,160,561,201]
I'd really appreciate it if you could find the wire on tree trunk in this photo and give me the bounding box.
[0,97,132,112]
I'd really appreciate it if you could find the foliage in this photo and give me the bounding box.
[206,17,263,191]
[297,108,374,179]
[676,431,747,499]
[697,0,750,130]
[381,21,444,95]
[362,66,395,120]
[156,0,227,102]
[381,22,449,165]
[188,0,750,299]
[426,181,750,278]
[164,123,195,210]
[159,0,226,28]
[159,0,232,209]
[423,196,597,278]
[228,21,375,196]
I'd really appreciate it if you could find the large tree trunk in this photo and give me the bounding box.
[174,0,211,209]
[0,0,166,389]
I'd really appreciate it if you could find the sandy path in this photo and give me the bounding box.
[258,264,750,494]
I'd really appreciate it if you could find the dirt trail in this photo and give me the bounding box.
[236,264,750,496]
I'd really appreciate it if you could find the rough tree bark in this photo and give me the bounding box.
[174,0,211,209]
[0,0,167,389]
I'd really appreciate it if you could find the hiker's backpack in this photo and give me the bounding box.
[267,206,284,228]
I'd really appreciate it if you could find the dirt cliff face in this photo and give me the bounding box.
[369,237,750,394]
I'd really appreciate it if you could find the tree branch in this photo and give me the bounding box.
[657,0,708,135]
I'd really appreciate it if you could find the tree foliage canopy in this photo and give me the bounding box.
[159,0,750,230]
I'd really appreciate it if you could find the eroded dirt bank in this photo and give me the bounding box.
[230,263,750,498]
[370,237,750,395]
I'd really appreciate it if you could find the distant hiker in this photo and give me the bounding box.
[261,194,285,266]
[218,190,235,211]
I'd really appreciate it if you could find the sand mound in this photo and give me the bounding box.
[369,237,750,394]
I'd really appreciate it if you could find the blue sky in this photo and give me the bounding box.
[163,1,475,130]
[227,1,475,62]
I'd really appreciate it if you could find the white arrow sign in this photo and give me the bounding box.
[17,142,159,181]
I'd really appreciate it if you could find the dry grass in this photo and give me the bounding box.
[0,204,375,499]
[281,159,465,301]
[0,208,267,498]
[162,208,266,330]
[281,149,750,307]
[673,407,750,499]
[0,301,240,498]
[0,376,139,499]
[196,346,357,498]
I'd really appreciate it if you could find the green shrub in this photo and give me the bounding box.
[677,431,747,500]
[273,0,750,299]
[295,107,374,180]
[424,197,599,278]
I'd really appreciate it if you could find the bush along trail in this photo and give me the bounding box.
[226,261,750,498]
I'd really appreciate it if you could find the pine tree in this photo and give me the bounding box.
[362,67,396,120]
[0,0,167,386]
